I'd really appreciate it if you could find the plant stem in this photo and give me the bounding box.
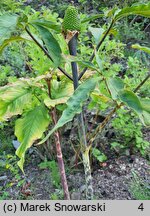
[78,21,114,80]
[88,104,120,145]
[68,34,79,88]
[88,72,150,144]
[133,72,150,93]
[46,79,70,200]
[68,33,93,200]
[25,26,73,81]
[51,108,70,200]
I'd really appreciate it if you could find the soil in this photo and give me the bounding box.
[0,115,150,200]
[0,138,149,200]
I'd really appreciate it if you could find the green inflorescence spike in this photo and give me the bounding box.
[63,6,81,31]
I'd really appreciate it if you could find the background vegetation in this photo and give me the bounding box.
[0,0,149,200]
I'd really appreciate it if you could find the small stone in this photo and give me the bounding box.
[0,176,7,181]
[71,192,81,200]
[109,165,113,169]
[135,158,139,163]
[120,164,126,171]
[125,149,130,156]
[79,185,86,193]
[12,140,20,150]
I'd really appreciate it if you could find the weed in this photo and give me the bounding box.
[92,148,107,163]
[38,159,61,188]
[129,172,150,200]
[112,110,149,156]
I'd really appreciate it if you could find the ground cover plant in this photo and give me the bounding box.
[0,0,150,200]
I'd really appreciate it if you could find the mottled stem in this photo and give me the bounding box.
[68,34,93,200]
[51,108,70,200]
[88,104,120,145]
[47,79,70,200]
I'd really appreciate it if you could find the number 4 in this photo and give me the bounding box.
[138,203,144,211]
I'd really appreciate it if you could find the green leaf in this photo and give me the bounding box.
[92,148,107,162]
[78,61,98,71]
[114,3,150,22]
[111,142,125,151]
[140,98,150,113]
[0,82,32,120]
[81,14,104,23]
[0,36,31,55]
[119,91,150,127]
[0,14,18,44]
[108,28,118,36]
[30,19,61,33]
[63,54,98,71]
[32,24,62,67]
[95,51,103,71]
[38,159,60,187]
[132,44,150,55]
[17,14,28,28]
[15,105,50,172]
[139,98,150,127]
[38,77,100,144]
[139,110,150,127]
[89,27,104,45]
[107,77,125,100]
[119,90,143,113]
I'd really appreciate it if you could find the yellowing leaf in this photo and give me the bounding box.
[91,92,110,103]
[44,97,69,107]
[51,79,73,99]
[44,79,73,107]
[15,105,50,172]
[0,84,32,120]
[132,44,150,55]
